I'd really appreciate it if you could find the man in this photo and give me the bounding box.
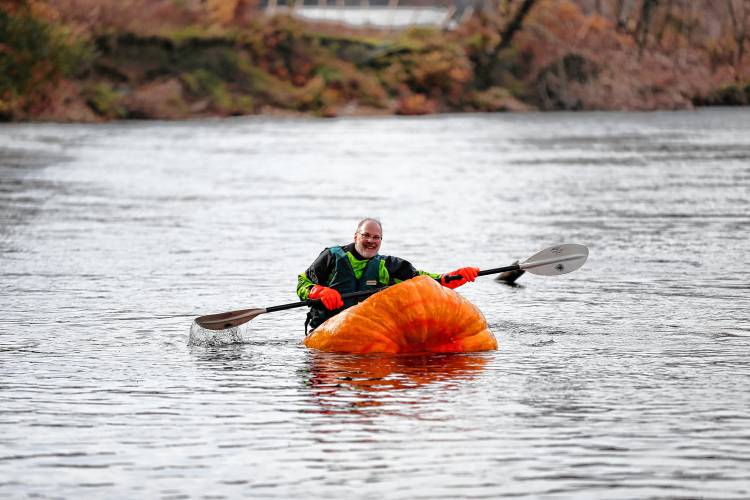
[297,218,479,333]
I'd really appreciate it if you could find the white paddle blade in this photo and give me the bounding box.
[520,244,589,276]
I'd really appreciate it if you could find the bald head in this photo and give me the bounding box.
[354,218,382,258]
[356,218,382,234]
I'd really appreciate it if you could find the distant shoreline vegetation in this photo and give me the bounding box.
[2,0,749,122]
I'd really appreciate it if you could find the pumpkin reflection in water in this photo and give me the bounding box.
[304,275,497,354]
[308,352,489,392]
[305,353,490,415]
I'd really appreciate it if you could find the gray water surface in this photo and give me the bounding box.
[1,109,749,499]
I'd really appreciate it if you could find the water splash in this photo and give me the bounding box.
[187,321,249,346]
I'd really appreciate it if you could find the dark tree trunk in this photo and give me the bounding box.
[616,0,628,30]
[495,0,537,53]
[656,0,675,44]
[473,0,537,90]
[726,0,750,80]
[635,0,660,57]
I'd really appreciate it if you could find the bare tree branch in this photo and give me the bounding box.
[495,0,537,53]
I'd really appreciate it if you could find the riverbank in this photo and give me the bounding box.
[2,0,749,122]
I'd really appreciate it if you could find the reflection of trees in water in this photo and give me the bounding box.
[302,352,489,415]
[0,148,73,241]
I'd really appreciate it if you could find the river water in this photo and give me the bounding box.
[1,109,749,499]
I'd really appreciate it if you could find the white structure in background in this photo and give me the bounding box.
[265,0,474,29]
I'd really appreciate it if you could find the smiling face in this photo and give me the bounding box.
[354,219,382,259]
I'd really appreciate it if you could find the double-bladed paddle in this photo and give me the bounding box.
[194,243,588,331]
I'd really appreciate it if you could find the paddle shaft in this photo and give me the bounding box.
[273,266,520,309]
[441,264,518,283]
[268,270,491,310]
[194,243,588,330]
[210,266,521,325]
[266,288,386,313]
[194,287,389,330]
[477,264,518,277]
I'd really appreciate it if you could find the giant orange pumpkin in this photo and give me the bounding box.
[303,275,497,354]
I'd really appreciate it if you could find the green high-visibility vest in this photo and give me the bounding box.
[307,246,383,330]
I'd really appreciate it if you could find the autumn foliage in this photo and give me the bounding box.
[1,0,748,121]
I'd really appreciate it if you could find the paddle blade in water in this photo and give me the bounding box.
[520,244,589,276]
[195,307,267,330]
[304,275,497,354]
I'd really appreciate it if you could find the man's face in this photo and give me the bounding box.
[354,221,382,259]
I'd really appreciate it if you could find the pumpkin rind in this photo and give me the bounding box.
[304,275,497,354]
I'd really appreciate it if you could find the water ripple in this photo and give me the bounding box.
[1,111,750,499]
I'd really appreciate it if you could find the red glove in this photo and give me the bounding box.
[440,267,479,289]
[309,285,344,310]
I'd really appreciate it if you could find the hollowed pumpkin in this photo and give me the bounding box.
[304,275,497,354]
